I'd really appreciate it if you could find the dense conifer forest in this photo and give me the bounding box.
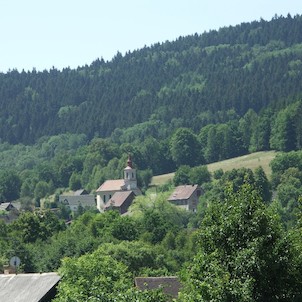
[1,14,302,301]
[0,14,302,145]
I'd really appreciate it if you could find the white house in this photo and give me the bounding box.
[59,189,96,212]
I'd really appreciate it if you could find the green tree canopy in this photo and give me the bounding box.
[0,170,21,202]
[170,128,201,167]
[54,252,132,302]
[54,246,167,302]
[174,165,191,186]
[189,165,211,185]
[179,184,301,301]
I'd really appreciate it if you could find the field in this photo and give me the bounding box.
[151,151,277,186]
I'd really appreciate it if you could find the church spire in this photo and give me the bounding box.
[127,154,133,168]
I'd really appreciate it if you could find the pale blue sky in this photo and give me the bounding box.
[0,0,301,72]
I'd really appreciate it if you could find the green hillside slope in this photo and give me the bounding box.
[151,151,277,186]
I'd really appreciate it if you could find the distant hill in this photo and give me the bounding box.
[151,151,277,186]
[0,14,302,144]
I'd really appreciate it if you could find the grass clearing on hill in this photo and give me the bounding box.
[151,151,277,186]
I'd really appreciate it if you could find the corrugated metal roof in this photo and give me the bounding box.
[168,185,198,201]
[0,273,60,302]
[96,179,125,192]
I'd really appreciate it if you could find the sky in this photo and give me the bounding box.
[0,0,301,72]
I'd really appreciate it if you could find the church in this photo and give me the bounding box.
[96,155,141,213]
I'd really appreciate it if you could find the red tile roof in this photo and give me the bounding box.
[96,179,125,192]
[168,185,198,201]
[104,191,134,208]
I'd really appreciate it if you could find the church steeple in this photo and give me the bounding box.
[127,154,133,168]
[124,154,137,190]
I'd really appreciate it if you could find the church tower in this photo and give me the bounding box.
[124,154,137,190]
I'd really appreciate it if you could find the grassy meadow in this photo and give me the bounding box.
[151,151,277,186]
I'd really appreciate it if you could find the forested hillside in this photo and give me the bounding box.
[1,14,302,145]
[0,14,301,204]
[2,14,302,301]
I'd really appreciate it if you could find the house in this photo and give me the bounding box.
[59,190,96,213]
[0,202,19,223]
[0,202,15,212]
[135,276,182,300]
[168,184,202,212]
[104,191,136,214]
[0,272,60,302]
[96,155,141,212]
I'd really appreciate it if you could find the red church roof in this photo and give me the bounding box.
[96,179,125,192]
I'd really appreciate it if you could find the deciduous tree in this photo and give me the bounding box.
[179,184,300,301]
[170,128,201,167]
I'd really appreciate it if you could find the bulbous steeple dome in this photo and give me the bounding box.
[126,154,133,168]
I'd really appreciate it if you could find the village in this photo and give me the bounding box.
[1,155,202,223]
[0,155,204,301]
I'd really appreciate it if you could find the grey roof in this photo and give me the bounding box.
[0,273,60,302]
[0,202,14,211]
[59,195,96,207]
[11,201,22,211]
[135,276,182,299]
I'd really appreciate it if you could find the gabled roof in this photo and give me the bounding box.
[96,179,125,192]
[104,191,134,209]
[0,273,60,302]
[135,276,182,299]
[74,189,88,196]
[168,185,199,201]
[0,202,14,211]
[11,201,21,211]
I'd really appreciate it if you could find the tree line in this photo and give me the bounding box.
[0,97,300,205]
